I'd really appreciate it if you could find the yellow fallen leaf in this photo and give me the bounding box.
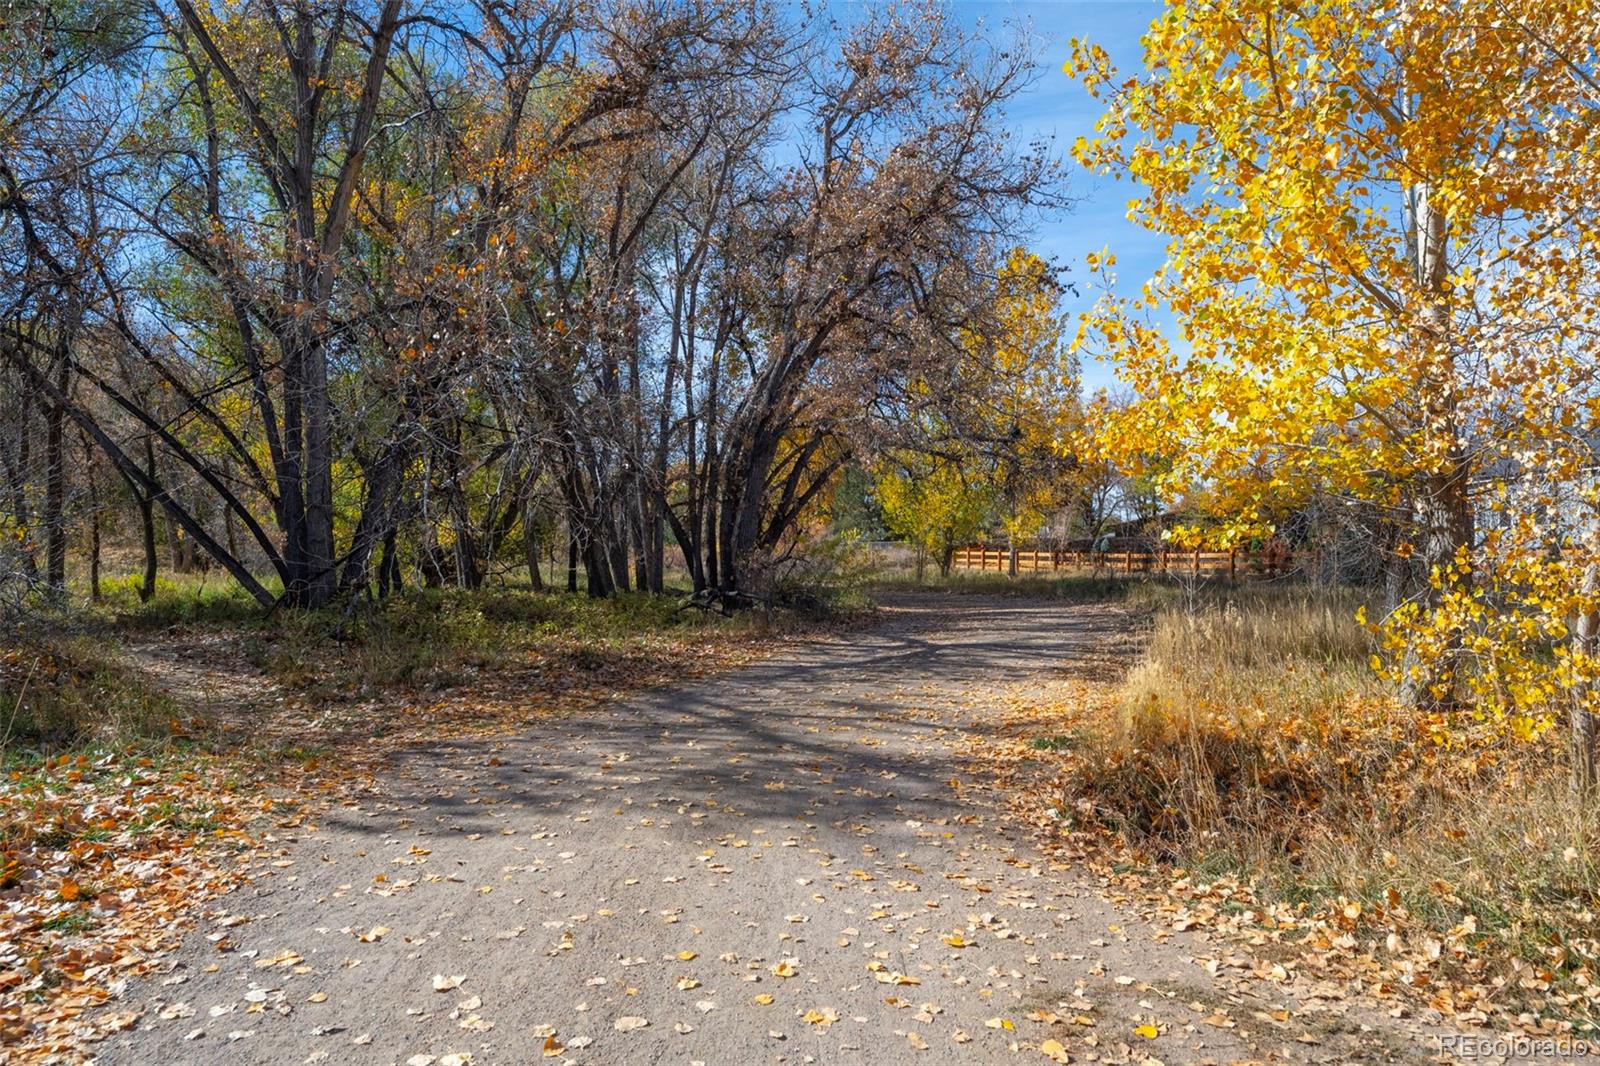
[1134,1023,1159,1039]
[677,950,698,961]
[1040,1038,1071,1064]
[541,1034,564,1057]
[752,993,775,1005]
[985,1017,1014,1030]
[770,960,797,978]
[802,1007,839,1027]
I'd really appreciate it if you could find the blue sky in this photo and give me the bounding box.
[949,0,1167,392]
[814,0,1169,390]
[807,1,1170,391]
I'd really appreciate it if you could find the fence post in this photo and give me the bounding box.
[1193,545,1201,578]
[1228,547,1237,582]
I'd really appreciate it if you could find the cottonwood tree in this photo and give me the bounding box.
[1,0,1061,620]
[677,8,1057,601]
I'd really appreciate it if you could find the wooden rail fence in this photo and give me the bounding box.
[951,545,1316,580]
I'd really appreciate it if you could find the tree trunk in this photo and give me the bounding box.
[88,505,101,604]
[301,335,337,606]
[137,438,159,601]
[137,493,157,602]
[524,500,544,591]
[373,526,400,597]
[42,345,67,594]
[1402,464,1474,709]
[1572,560,1600,793]
[606,505,630,594]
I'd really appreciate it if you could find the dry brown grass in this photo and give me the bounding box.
[1051,585,1600,1027]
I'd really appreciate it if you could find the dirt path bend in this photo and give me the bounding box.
[102,595,1458,1066]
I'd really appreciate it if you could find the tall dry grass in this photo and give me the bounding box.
[1057,585,1599,1024]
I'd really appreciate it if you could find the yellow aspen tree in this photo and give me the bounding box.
[875,457,991,579]
[1067,0,1600,726]
[986,248,1080,575]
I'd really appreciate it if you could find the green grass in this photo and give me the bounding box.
[39,910,97,934]
[236,586,741,700]
[6,569,789,758]
[1,635,184,754]
[93,572,274,627]
[1030,731,1090,752]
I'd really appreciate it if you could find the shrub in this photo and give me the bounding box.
[768,533,876,615]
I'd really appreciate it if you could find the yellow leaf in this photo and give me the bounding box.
[802,1007,839,1027]
[1134,1023,1159,1039]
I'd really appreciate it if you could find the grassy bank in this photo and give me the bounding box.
[1022,585,1599,1031]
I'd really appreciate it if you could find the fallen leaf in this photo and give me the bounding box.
[1040,1038,1071,1063]
[802,1007,839,1028]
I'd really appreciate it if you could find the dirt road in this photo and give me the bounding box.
[100,595,1457,1065]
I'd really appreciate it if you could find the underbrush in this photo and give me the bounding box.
[1,634,183,754]
[1035,585,1600,1029]
[97,571,270,627]
[247,586,775,701]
